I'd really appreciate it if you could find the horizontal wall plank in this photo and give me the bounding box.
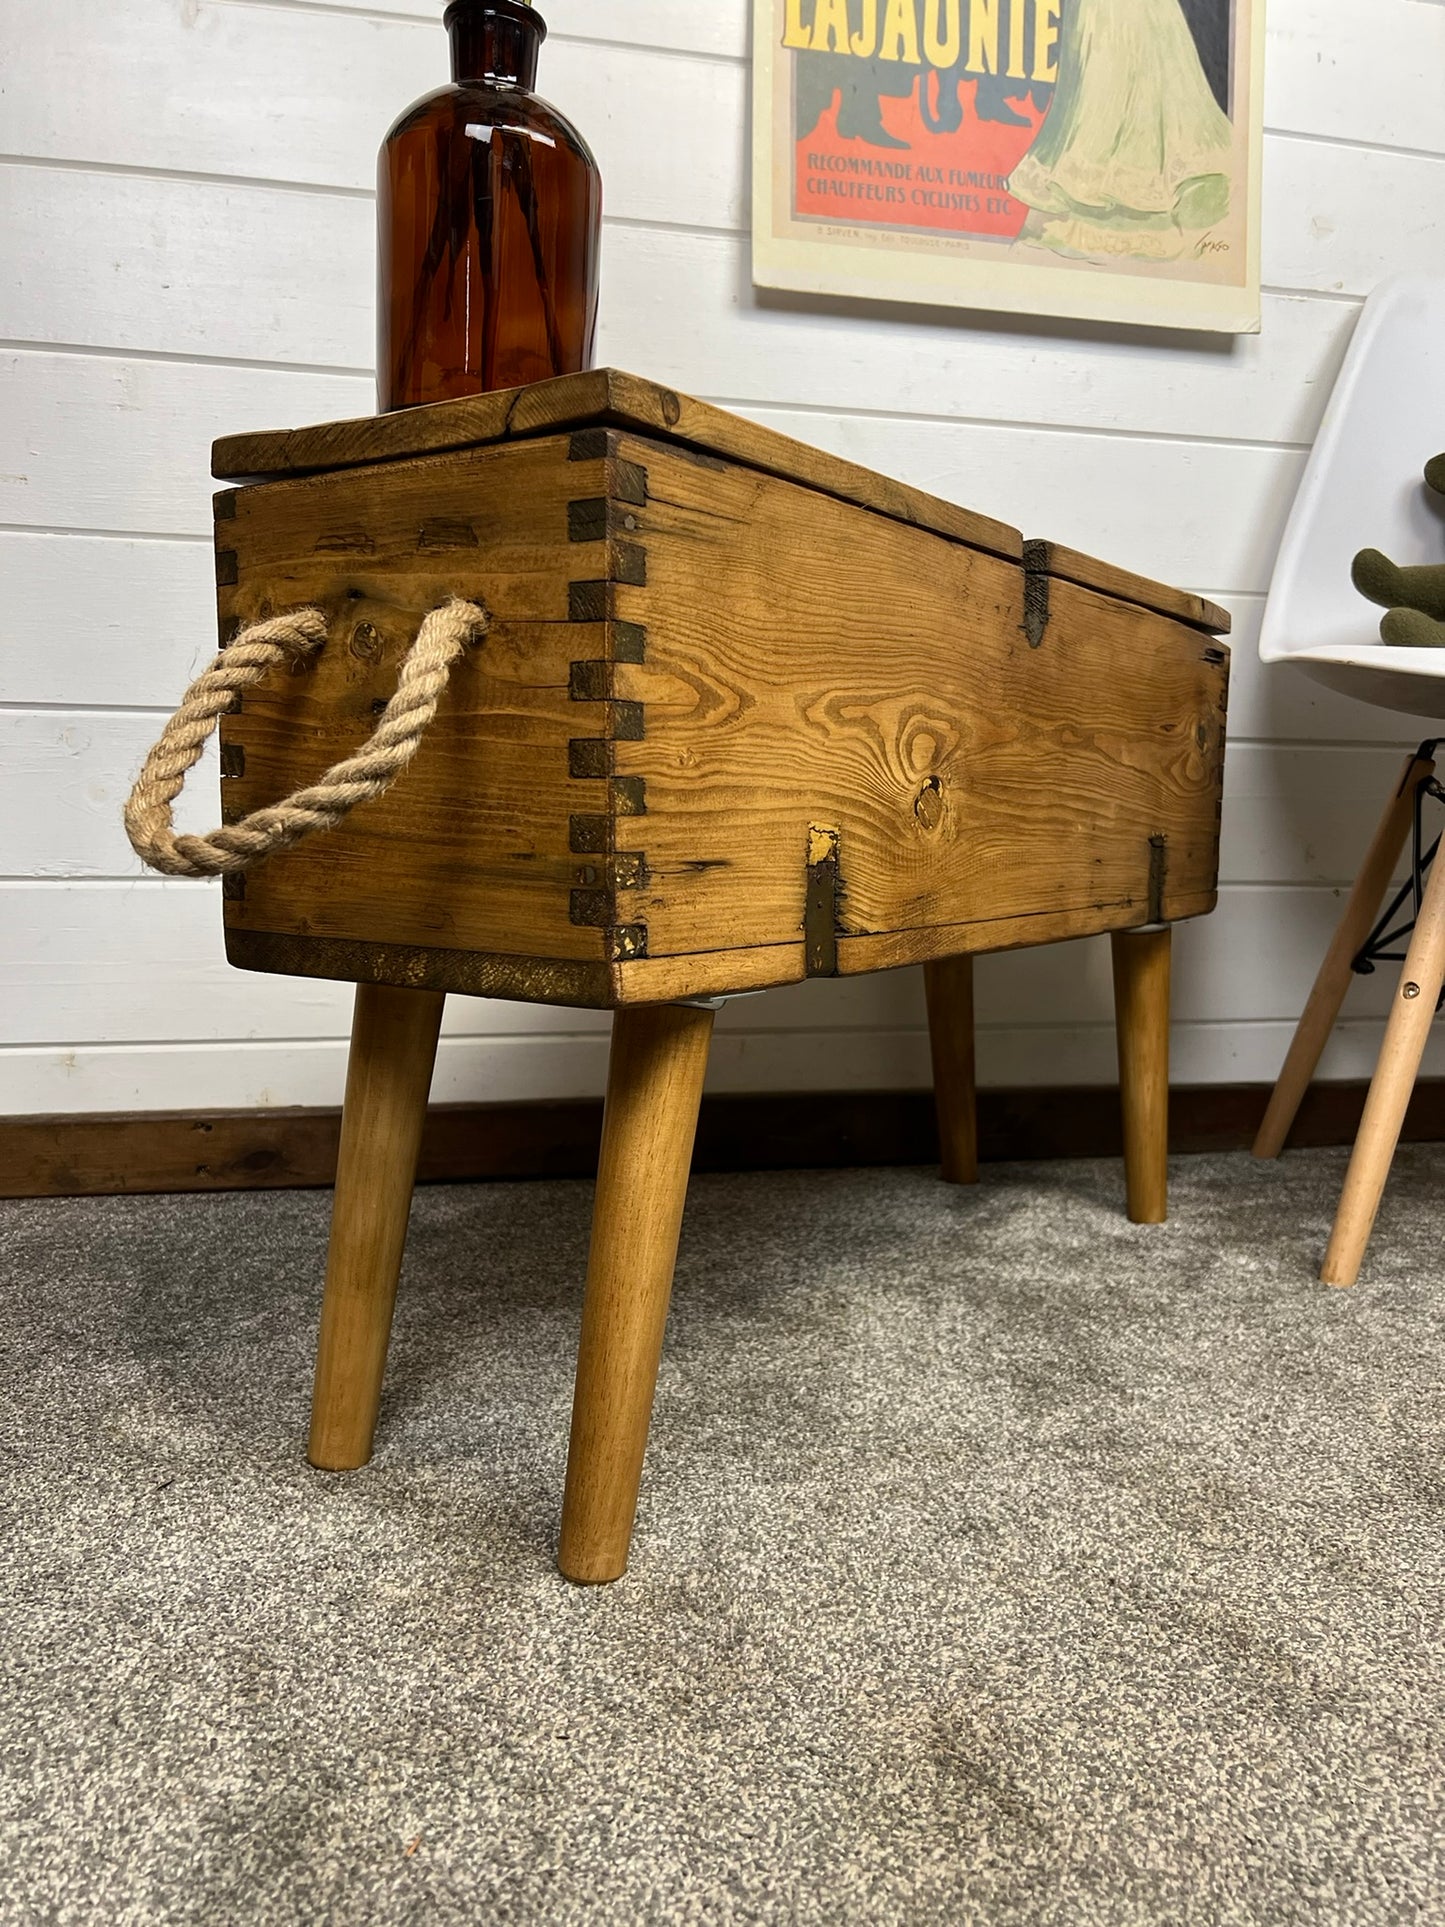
[300,0,748,55]
[1264,0,1445,158]
[7,144,1437,375]
[601,236,1353,450]
[19,0,1418,143]
[0,880,1420,1047]
[1216,744,1422,887]
[0,708,1415,892]
[10,0,1443,200]
[0,533,218,710]
[543,0,746,58]
[2,1015,1439,1116]
[5,164,375,372]
[0,1032,609,1114]
[0,713,230,880]
[2,19,749,230]
[4,170,1360,449]
[0,351,372,533]
[2,0,440,190]
[0,881,609,1046]
[1263,137,1445,296]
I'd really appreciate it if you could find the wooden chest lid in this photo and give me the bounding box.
[213,366,1022,561]
[212,366,1227,635]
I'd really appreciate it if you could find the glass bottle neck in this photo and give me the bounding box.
[445,1,544,88]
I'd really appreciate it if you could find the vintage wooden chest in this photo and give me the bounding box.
[205,367,1230,1584]
[212,368,1230,1010]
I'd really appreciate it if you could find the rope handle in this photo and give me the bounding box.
[123,597,490,878]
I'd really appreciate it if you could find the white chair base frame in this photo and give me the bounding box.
[1253,742,1445,1285]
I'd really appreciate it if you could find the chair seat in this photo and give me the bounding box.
[1262,274,1445,721]
[1283,645,1445,723]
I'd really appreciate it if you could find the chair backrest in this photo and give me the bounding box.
[1262,275,1445,667]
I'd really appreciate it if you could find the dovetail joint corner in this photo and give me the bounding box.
[569,659,611,703]
[607,924,648,962]
[569,581,611,623]
[569,813,612,856]
[567,498,612,545]
[568,428,612,463]
[569,738,612,779]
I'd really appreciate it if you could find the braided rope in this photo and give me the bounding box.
[123,598,489,878]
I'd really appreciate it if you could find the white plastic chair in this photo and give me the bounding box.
[1254,274,1445,1285]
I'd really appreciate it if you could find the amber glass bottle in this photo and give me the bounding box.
[377,0,601,412]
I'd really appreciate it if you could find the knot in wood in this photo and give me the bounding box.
[913,775,946,832]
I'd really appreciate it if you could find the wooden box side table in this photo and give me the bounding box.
[211,369,1230,1582]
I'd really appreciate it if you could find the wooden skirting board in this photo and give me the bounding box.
[5,1085,1445,1199]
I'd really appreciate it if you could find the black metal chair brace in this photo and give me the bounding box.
[1352,737,1445,1008]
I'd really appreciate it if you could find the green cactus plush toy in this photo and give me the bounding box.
[1352,452,1445,646]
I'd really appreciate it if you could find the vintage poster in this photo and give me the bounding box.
[752,0,1264,332]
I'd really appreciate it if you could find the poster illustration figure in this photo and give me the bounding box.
[752,0,1264,332]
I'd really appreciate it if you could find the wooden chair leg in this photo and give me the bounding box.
[1254,747,1436,1160]
[558,1002,715,1584]
[1320,847,1445,1287]
[1112,926,1171,1225]
[924,954,979,1185]
[308,982,445,1471]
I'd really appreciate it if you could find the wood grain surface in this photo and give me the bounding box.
[216,404,1227,1008]
[217,431,621,969]
[603,437,1228,978]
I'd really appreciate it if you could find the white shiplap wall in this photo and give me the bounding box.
[4,0,1445,1116]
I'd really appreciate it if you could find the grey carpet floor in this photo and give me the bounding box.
[2,1147,1444,1926]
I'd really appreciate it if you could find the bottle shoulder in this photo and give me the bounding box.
[381,82,599,171]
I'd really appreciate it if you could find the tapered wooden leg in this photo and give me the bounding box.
[308,982,445,1471]
[1321,849,1445,1287]
[558,1002,715,1584]
[924,954,979,1185]
[1112,926,1171,1225]
[1254,748,1436,1159]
